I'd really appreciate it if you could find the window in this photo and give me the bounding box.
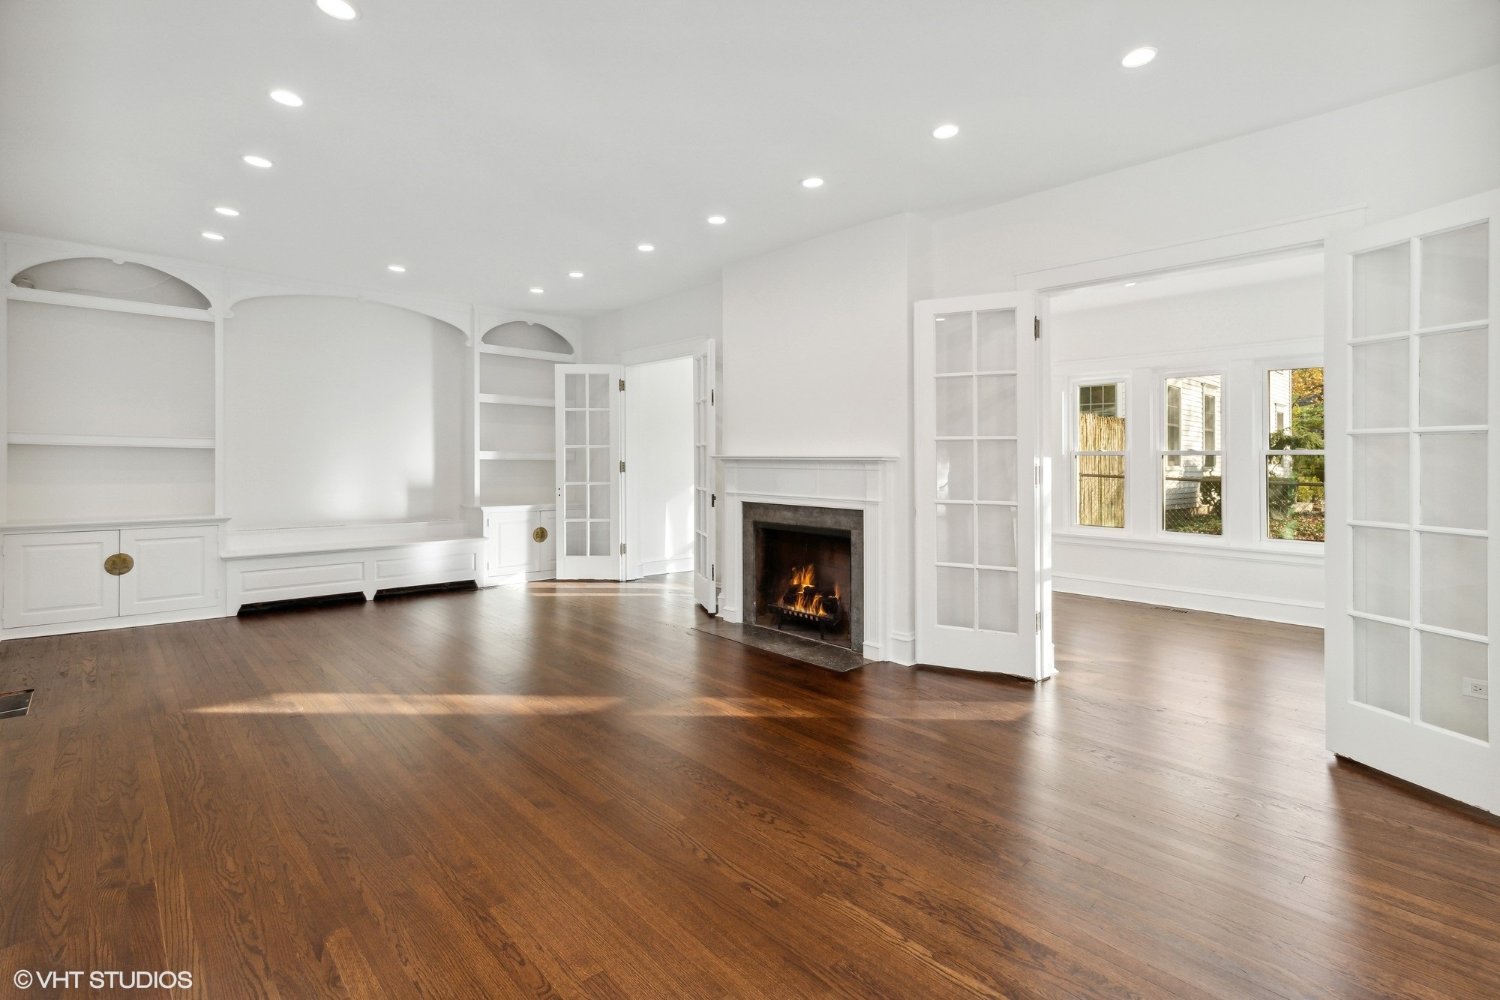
[1073,382,1125,527]
[1161,375,1223,536]
[1265,367,1325,542]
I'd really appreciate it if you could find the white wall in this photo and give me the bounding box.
[1050,269,1325,625]
[721,213,924,658]
[584,280,722,364]
[224,296,466,530]
[929,65,1500,297]
[625,356,695,577]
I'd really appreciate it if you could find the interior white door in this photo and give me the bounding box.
[692,340,718,613]
[914,293,1052,677]
[118,524,219,616]
[2,530,120,629]
[1327,188,1500,814]
[555,365,626,580]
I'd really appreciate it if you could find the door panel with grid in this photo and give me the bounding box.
[1328,190,1499,814]
[555,365,624,580]
[915,293,1051,677]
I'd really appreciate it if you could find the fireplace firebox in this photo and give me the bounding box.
[742,502,863,652]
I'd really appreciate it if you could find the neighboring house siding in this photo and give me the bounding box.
[1165,378,1219,511]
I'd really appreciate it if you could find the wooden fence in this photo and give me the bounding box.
[1077,412,1126,528]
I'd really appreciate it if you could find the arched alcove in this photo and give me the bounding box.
[481,320,574,355]
[11,257,211,309]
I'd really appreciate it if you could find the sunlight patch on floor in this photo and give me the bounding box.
[191,692,1032,721]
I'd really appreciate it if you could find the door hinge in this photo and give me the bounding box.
[711,564,716,581]
[619,459,626,473]
[1033,316,1041,340]
[1035,612,1042,633]
[711,493,717,508]
[621,542,627,555]
[710,389,715,405]
[619,378,626,392]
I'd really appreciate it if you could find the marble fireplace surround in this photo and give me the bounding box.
[719,456,902,663]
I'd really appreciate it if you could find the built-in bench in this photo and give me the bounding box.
[222,521,484,614]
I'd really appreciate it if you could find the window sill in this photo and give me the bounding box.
[1053,529,1324,565]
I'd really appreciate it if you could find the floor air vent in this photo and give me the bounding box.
[0,689,34,719]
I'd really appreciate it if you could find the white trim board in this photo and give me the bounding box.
[1055,572,1324,628]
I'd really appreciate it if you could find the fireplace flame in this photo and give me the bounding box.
[775,563,836,620]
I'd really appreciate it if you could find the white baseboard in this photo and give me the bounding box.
[641,556,693,577]
[886,630,916,666]
[1054,572,1324,628]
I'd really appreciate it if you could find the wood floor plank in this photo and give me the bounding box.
[1,581,1498,998]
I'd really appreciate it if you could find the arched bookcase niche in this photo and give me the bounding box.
[222,295,469,532]
[224,292,469,342]
[11,257,211,310]
[481,320,576,356]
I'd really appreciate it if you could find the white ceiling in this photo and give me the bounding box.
[1051,252,1324,313]
[2,1,1497,315]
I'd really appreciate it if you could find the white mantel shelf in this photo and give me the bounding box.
[718,454,911,664]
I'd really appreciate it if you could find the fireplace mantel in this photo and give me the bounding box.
[719,456,904,663]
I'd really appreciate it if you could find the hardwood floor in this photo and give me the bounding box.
[1,580,1497,999]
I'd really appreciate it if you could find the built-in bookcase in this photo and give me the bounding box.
[3,252,220,524]
[476,317,577,507]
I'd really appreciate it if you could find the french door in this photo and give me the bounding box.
[692,341,718,613]
[914,292,1052,678]
[555,365,625,580]
[1327,189,1499,813]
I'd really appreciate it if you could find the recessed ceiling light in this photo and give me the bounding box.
[242,154,273,169]
[387,264,406,273]
[637,243,655,253]
[1124,281,1137,287]
[529,287,545,295]
[1121,46,1157,69]
[201,231,225,241]
[801,177,824,189]
[568,271,584,279]
[707,214,727,225]
[932,123,960,140]
[270,89,304,108]
[214,206,240,217]
[316,0,358,20]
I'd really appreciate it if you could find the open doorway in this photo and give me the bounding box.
[624,356,695,580]
[1042,251,1326,627]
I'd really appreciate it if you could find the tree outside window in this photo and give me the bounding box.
[1266,367,1325,542]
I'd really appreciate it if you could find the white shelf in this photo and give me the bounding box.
[479,451,553,462]
[6,285,214,323]
[479,393,553,408]
[478,344,574,363]
[8,433,215,450]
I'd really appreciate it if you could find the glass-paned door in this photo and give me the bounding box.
[692,341,718,613]
[555,365,625,580]
[1328,189,1499,814]
[914,292,1052,677]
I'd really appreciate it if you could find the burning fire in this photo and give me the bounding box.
[775,564,840,620]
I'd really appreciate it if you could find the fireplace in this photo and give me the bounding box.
[743,502,863,652]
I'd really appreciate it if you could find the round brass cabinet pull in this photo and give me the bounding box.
[532,526,549,543]
[103,553,134,576]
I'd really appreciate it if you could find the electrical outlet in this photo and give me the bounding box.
[1462,678,1489,700]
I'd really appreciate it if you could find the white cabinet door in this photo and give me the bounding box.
[555,365,626,580]
[2,530,120,629]
[118,524,219,616]
[530,509,556,577]
[913,293,1053,678]
[1327,188,1499,814]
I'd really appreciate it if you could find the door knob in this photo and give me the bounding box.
[532,526,549,543]
[104,553,134,576]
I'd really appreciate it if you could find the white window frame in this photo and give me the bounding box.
[1157,369,1228,544]
[1068,377,1129,531]
[1260,358,1326,550]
